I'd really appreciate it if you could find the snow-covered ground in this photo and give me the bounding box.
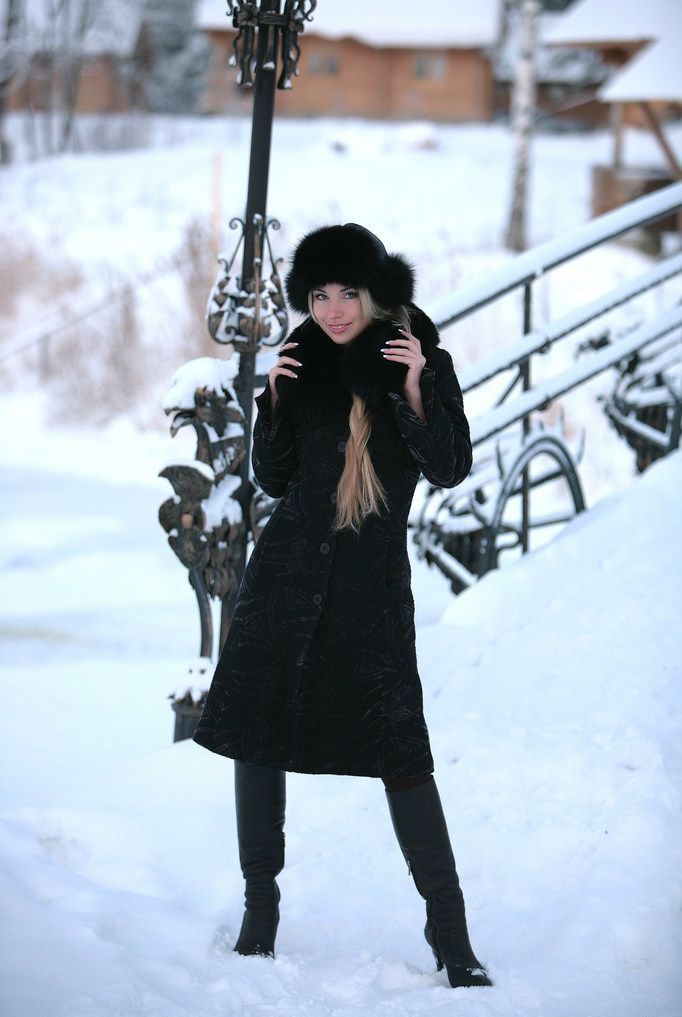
[1,115,681,1015]
[1,405,680,1016]
[2,115,680,507]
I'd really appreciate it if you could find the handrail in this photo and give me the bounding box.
[457,250,682,394]
[469,305,682,445]
[427,181,682,330]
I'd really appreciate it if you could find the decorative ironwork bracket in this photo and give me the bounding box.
[206,214,288,350]
[227,0,317,90]
[159,360,247,655]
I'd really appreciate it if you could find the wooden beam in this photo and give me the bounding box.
[612,102,624,169]
[638,101,681,179]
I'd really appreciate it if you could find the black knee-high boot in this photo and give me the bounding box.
[385,776,492,988]
[233,760,286,958]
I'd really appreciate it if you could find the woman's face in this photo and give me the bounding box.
[311,284,367,345]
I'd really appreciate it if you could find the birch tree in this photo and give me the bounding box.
[504,0,540,252]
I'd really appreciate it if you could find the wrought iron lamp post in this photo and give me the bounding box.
[160,1,316,740]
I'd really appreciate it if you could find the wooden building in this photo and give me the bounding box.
[7,5,150,117]
[544,0,681,239]
[196,0,498,122]
[495,8,610,129]
[543,0,679,128]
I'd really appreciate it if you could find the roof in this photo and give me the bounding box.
[543,0,675,48]
[197,0,500,48]
[497,11,606,85]
[599,25,682,102]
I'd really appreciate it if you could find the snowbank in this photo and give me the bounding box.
[0,409,680,1015]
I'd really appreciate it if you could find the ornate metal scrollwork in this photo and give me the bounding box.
[159,361,247,606]
[412,418,586,594]
[206,214,288,350]
[226,0,317,90]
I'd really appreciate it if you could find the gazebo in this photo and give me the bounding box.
[544,0,682,243]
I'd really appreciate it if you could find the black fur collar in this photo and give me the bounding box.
[274,303,441,410]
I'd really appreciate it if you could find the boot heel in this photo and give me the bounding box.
[385,776,492,990]
[426,916,493,987]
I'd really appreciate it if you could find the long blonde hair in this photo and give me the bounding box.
[309,288,411,533]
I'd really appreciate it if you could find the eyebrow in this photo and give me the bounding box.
[313,286,356,292]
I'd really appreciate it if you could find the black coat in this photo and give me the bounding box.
[192,306,473,779]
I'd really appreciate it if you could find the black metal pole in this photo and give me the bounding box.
[223,0,282,655]
[521,282,532,554]
[241,1,280,287]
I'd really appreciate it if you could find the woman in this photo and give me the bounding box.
[193,223,492,989]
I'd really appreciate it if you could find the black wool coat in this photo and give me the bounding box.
[192,305,473,779]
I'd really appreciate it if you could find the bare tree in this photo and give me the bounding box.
[504,0,540,252]
[58,0,91,151]
[0,0,22,164]
[21,0,94,157]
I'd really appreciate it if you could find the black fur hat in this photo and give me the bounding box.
[285,222,415,314]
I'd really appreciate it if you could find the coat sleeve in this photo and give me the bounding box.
[387,347,473,488]
[251,383,299,498]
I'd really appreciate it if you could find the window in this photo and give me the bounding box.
[309,51,339,75]
[414,52,447,80]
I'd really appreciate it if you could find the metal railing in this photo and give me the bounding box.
[415,182,682,592]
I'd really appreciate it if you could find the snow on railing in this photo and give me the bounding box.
[469,305,682,446]
[413,185,682,587]
[457,250,682,394]
[427,182,682,330]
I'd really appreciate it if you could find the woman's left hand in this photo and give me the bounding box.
[381,329,426,392]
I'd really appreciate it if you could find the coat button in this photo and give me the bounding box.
[329,491,337,504]
[313,593,323,606]
[337,440,347,452]
[319,541,330,555]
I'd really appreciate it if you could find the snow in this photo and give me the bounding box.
[600,27,682,103]
[163,356,240,413]
[497,11,606,86]
[201,474,243,529]
[469,303,682,445]
[1,109,682,1016]
[170,657,216,704]
[197,0,500,48]
[428,180,682,329]
[1,392,681,1015]
[543,0,676,47]
[458,249,682,394]
[2,114,682,528]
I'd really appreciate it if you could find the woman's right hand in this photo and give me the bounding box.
[269,341,301,403]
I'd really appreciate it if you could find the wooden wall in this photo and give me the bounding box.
[202,32,494,122]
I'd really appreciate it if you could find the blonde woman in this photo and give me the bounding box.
[193,224,491,988]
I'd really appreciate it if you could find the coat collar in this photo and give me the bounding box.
[274,303,441,410]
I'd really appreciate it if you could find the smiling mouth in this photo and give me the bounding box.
[329,323,350,332]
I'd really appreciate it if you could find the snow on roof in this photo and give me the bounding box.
[599,26,682,103]
[497,11,606,85]
[197,0,499,48]
[543,0,675,48]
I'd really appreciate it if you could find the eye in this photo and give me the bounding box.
[313,292,327,301]
[344,290,358,299]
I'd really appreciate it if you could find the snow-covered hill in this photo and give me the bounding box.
[1,401,680,1016]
